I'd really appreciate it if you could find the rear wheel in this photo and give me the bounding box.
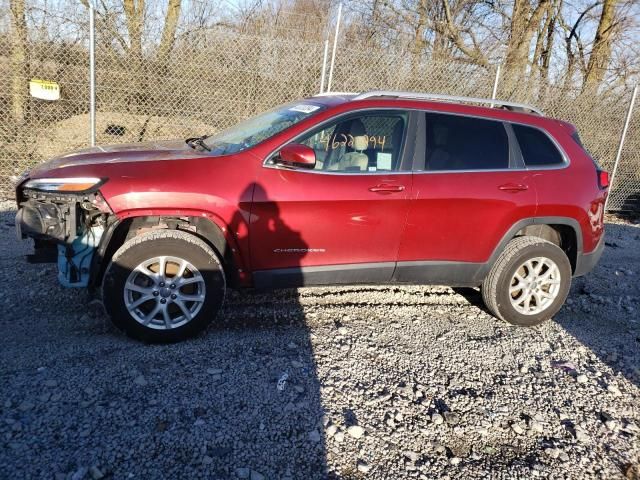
[482,236,571,326]
[102,230,225,343]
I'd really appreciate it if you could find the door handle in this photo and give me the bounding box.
[369,184,405,193]
[498,183,529,193]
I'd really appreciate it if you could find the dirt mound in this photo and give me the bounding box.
[38,111,215,159]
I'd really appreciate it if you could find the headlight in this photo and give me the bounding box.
[23,177,105,192]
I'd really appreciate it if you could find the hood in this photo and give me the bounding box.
[30,139,198,177]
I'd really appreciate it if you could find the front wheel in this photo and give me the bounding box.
[482,236,572,326]
[102,230,226,343]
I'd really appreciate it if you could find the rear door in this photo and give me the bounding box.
[395,111,537,284]
[250,110,417,287]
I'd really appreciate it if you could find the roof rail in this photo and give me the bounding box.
[314,91,358,97]
[352,91,544,115]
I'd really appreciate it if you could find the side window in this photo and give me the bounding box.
[513,124,564,167]
[297,112,407,173]
[424,112,509,171]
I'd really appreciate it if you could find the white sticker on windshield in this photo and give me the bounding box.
[289,104,320,113]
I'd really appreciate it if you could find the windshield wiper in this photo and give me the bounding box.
[186,135,211,152]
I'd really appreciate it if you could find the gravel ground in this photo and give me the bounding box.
[1,199,639,479]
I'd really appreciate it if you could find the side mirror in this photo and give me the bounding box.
[275,144,316,169]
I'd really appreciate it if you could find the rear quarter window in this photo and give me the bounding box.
[571,131,602,169]
[512,124,564,167]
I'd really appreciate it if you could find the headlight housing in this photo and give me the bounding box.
[23,177,105,193]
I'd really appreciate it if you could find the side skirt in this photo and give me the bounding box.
[252,261,486,289]
[253,262,395,289]
[392,261,486,287]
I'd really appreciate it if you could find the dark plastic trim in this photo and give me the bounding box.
[253,262,396,289]
[254,260,489,288]
[88,217,121,288]
[392,260,486,286]
[574,235,604,277]
[482,216,583,275]
[503,122,526,169]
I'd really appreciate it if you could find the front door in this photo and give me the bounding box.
[250,110,415,287]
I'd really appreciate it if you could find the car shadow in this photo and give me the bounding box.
[455,221,640,390]
[120,182,331,478]
[0,182,331,479]
[451,287,491,315]
[553,221,640,389]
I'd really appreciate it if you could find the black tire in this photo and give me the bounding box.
[102,230,225,343]
[481,235,572,326]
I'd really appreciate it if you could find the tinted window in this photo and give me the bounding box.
[424,112,509,171]
[571,131,601,168]
[513,124,564,166]
[296,112,407,173]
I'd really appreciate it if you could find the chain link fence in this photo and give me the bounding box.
[1,14,638,210]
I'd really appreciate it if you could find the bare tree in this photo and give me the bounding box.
[532,0,559,84]
[123,0,144,60]
[584,0,617,89]
[157,0,182,63]
[502,0,550,87]
[437,0,490,68]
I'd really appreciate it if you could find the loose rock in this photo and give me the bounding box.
[357,460,371,473]
[347,425,365,439]
[235,468,250,479]
[0,201,638,480]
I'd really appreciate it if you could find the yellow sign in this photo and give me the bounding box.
[29,79,60,101]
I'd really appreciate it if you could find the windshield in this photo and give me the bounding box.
[203,102,326,156]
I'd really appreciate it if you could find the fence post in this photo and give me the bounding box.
[319,40,329,93]
[605,84,638,212]
[88,0,96,147]
[490,64,501,108]
[327,3,342,93]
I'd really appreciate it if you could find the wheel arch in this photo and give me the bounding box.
[488,216,582,276]
[514,223,578,273]
[90,213,246,289]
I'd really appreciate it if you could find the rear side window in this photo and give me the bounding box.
[513,124,564,167]
[424,112,509,171]
[571,131,602,168]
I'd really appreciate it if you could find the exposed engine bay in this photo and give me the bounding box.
[16,188,112,287]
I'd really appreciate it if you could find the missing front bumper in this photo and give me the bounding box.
[16,191,109,288]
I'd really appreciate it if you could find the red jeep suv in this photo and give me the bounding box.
[15,91,607,342]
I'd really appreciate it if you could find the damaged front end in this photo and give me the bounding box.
[16,178,113,288]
